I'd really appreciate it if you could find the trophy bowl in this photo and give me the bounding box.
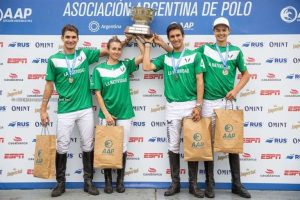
[125,7,155,36]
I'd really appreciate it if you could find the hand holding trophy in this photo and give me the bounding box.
[125,7,155,38]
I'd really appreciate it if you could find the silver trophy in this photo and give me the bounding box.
[125,7,155,37]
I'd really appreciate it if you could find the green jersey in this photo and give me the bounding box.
[91,59,138,119]
[195,43,247,100]
[46,49,100,114]
[152,48,205,103]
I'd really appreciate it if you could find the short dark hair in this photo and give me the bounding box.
[61,24,79,37]
[107,36,122,49]
[166,23,184,39]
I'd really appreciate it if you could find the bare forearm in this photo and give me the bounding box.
[41,82,53,112]
[95,91,109,115]
[142,44,154,71]
[233,71,250,94]
[196,74,204,104]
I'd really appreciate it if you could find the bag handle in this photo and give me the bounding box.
[40,126,50,135]
[225,99,234,110]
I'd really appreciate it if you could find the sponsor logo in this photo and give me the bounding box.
[34,121,54,127]
[244,121,263,128]
[35,42,54,48]
[269,42,288,48]
[127,151,140,160]
[292,121,300,130]
[0,106,6,112]
[133,106,146,112]
[8,136,28,145]
[8,121,30,128]
[67,153,74,159]
[267,122,287,128]
[265,138,287,144]
[0,41,3,47]
[260,169,280,177]
[148,137,167,143]
[128,137,144,143]
[144,74,163,79]
[179,21,194,30]
[244,138,261,143]
[0,137,4,143]
[285,89,300,97]
[241,153,257,161]
[286,74,300,80]
[143,167,162,176]
[74,169,83,174]
[102,139,114,154]
[280,6,300,23]
[268,105,284,113]
[143,88,162,97]
[217,154,228,161]
[241,169,256,177]
[293,42,300,49]
[32,58,47,64]
[265,58,287,63]
[7,58,27,64]
[237,73,257,79]
[4,153,24,159]
[293,138,300,144]
[130,88,139,95]
[245,57,261,65]
[4,73,23,82]
[242,42,264,48]
[240,89,255,97]
[7,89,22,97]
[11,106,30,112]
[261,73,281,81]
[288,106,300,112]
[222,124,235,140]
[260,90,280,96]
[150,121,166,127]
[293,57,300,64]
[125,167,139,176]
[261,153,281,159]
[166,168,186,175]
[28,74,46,80]
[284,170,300,176]
[7,169,23,176]
[217,169,231,175]
[27,169,34,175]
[150,104,165,112]
[131,121,145,127]
[144,153,163,158]
[27,89,43,97]
[194,42,213,48]
[129,74,140,81]
[0,8,32,23]
[244,106,263,112]
[286,154,300,160]
[8,42,30,48]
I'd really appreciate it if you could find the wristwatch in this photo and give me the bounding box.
[195,103,202,111]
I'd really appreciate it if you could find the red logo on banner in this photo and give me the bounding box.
[127,152,134,158]
[261,154,281,159]
[83,41,91,46]
[290,89,299,95]
[144,74,163,79]
[13,137,22,142]
[9,73,18,79]
[129,137,144,143]
[284,170,300,176]
[32,89,40,95]
[260,90,280,96]
[166,168,186,174]
[4,153,25,159]
[148,168,156,173]
[288,106,300,111]
[265,169,274,174]
[28,74,45,80]
[243,138,260,143]
[237,74,257,79]
[0,137,4,143]
[266,73,275,79]
[7,58,27,64]
[242,153,251,158]
[148,89,156,94]
[144,153,163,158]
[246,57,255,62]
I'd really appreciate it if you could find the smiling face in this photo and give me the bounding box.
[108,41,122,61]
[168,28,184,51]
[213,24,230,45]
[61,31,78,53]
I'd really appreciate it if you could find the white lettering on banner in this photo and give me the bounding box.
[202,1,252,16]
[0,8,32,22]
[63,1,198,17]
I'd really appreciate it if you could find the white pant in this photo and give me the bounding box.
[99,118,132,153]
[166,100,196,154]
[56,108,95,154]
[201,98,236,144]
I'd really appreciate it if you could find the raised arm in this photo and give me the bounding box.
[139,36,157,71]
[133,36,144,65]
[153,34,173,53]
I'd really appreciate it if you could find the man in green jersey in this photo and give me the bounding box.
[40,24,131,197]
[142,23,206,198]
[194,17,251,198]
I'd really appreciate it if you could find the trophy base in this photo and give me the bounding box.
[125,24,151,35]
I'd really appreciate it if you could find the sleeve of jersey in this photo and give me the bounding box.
[194,45,205,54]
[45,58,55,81]
[237,49,247,73]
[125,58,138,74]
[90,67,102,91]
[85,49,100,64]
[194,52,206,74]
[152,54,165,72]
